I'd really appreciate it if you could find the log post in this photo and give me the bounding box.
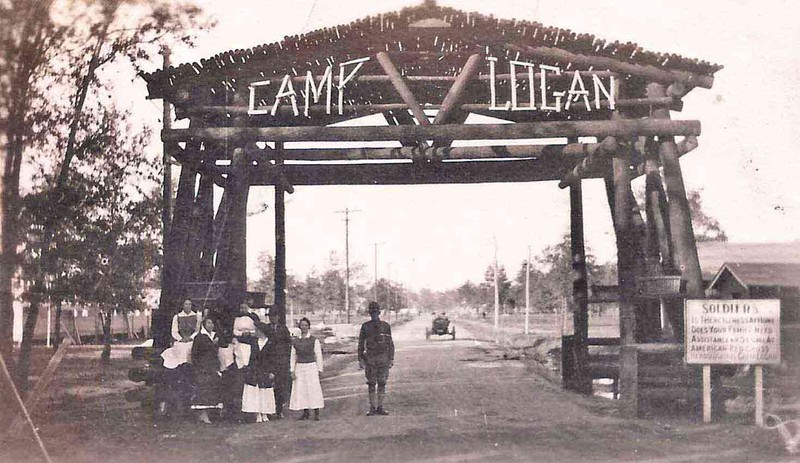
[605,148,636,345]
[625,185,661,342]
[187,170,213,282]
[646,84,705,307]
[154,140,198,349]
[619,346,639,416]
[274,142,287,324]
[226,146,249,304]
[644,146,679,339]
[569,180,591,394]
[196,172,215,281]
[211,189,230,283]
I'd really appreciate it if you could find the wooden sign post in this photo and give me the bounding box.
[685,299,781,424]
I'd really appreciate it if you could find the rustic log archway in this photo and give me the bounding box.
[144,1,719,403]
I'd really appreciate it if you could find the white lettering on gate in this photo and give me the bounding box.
[337,57,370,115]
[303,66,333,116]
[248,55,617,117]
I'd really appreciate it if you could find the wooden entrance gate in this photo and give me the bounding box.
[143,1,720,397]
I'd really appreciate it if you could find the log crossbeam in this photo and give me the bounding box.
[231,156,600,186]
[557,137,619,189]
[183,96,679,120]
[163,119,701,144]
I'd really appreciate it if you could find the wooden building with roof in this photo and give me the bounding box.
[142,0,722,408]
[700,241,800,325]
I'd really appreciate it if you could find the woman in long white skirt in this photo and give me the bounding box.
[161,299,201,369]
[241,322,276,423]
[289,317,324,421]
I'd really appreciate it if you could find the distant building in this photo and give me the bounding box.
[696,241,800,282]
[707,262,800,323]
[697,242,800,324]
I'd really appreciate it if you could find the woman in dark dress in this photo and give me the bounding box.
[241,322,276,423]
[191,317,221,424]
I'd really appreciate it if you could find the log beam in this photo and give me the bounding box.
[376,52,430,126]
[245,158,574,186]
[163,119,701,144]
[248,140,602,162]
[181,96,677,119]
[433,53,482,126]
[557,137,619,188]
[636,135,697,175]
[509,44,714,89]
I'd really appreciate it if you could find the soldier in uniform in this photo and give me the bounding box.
[358,301,395,416]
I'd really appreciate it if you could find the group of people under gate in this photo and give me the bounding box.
[156,299,395,423]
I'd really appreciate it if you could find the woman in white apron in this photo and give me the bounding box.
[289,317,324,421]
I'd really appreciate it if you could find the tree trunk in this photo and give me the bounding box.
[15,291,42,392]
[14,22,111,389]
[53,301,62,349]
[100,308,112,365]
[1,136,23,365]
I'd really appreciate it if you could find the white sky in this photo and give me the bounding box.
[126,0,800,291]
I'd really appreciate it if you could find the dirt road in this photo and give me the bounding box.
[3,315,795,462]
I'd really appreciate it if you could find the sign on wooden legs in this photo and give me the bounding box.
[685,299,781,424]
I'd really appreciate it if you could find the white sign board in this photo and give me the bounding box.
[685,299,781,365]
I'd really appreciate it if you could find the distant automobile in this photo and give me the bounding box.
[425,314,455,340]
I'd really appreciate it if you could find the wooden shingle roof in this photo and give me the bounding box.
[143,2,722,101]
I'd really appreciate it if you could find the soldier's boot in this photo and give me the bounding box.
[367,388,377,416]
[376,388,389,415]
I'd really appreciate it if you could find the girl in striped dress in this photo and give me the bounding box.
[289,318,324,421]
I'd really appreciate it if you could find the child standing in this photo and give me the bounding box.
[241,322,275,423]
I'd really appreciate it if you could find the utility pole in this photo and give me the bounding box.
[335,207,359,324]
[493,236,500,332]
[525,245,531,335]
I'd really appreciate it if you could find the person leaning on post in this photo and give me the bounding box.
[358,301,395,416]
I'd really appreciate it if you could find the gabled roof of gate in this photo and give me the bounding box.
[143,1,722,101]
